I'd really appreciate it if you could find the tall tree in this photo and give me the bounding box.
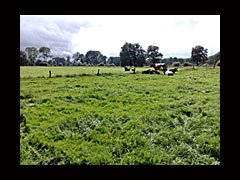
[135,54,146,67]
[78,54,85,64]
[85,50,102,65]
[108,57,121,66]
[147,45,163,64]
[25,47,38,65]
[72,52,81,62]
[39,47,51,61]
[98,54,107,64]
[191,45,208,69]
[120,42,131,67]
[72,52,85,63]
[133,43,146,66]
[120,42,146,67]
[20,50,29,66]
[212,52,220,69]
[72,52,81,65]
[52,57,66,66]
[66,56,71,66]
[127,43,139,66]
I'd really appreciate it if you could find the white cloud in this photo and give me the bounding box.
[71,15,220,58]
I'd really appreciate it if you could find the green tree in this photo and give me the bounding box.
[39,47,51,61]
[98,54,107,65]
[72,52,85,64]
[78,54,85,64]
[133,43,146,66]
[191,45,208,69]
[25,47,38,65]
[120,42,146,67]
[85,51,94,64]
[135,54,146,67]
[20,50,29,66]
[72,52,78,66]
[72,52,81,62]
[66,56,70,66]
[85,50,102,65]
[120,42,130,67]
[147,45,163,64]
[48,60,53,66]
[212,52,220,69]
[108,57,121,66]
[127,43,135,66]
[52,57,66,66]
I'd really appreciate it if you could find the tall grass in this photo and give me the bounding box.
[20,66,135,78]
[20,67,220,165]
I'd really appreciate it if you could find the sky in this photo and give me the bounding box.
[20,15,220,59]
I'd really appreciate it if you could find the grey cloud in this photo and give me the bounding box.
[20,15,91,57]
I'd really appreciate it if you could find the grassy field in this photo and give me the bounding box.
[20,66,142,78]
[20,66,220,165]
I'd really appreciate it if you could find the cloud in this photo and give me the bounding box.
[73,15,219,58]
[20,15,90,57]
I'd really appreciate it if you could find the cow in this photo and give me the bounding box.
[150,63,167,71]
[163,69,174,76]
[124,66,136,73]
[142,69,160,74]
[168,68,178,74]
[124,66,135,71]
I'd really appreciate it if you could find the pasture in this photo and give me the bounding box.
[20,66,143,78]
[20,66,220,165]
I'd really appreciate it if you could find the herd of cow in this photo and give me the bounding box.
[124,63,178,76]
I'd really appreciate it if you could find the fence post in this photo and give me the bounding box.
[49,70,51,78]
[97,69,100,76]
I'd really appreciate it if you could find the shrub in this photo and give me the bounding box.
[98,63,104,67]
[172,62,181,67]
[39,62,48,66]
[183,62,192,67]
[107,63,115,67]
[55,74,62,78]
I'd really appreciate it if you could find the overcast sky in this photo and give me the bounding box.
[20,15,220,58]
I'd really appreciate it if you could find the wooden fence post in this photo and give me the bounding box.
[97,69,100,76]
[49,70,51,78]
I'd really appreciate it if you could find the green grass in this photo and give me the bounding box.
[20,67,220,165]
[20,66,144,78]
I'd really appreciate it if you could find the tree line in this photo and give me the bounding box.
[20,46,118,67]
[20,43,220,68]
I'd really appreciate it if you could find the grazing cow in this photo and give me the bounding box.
[142,69,160,74]
[150,63,167,71]
[168,68,178,74]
